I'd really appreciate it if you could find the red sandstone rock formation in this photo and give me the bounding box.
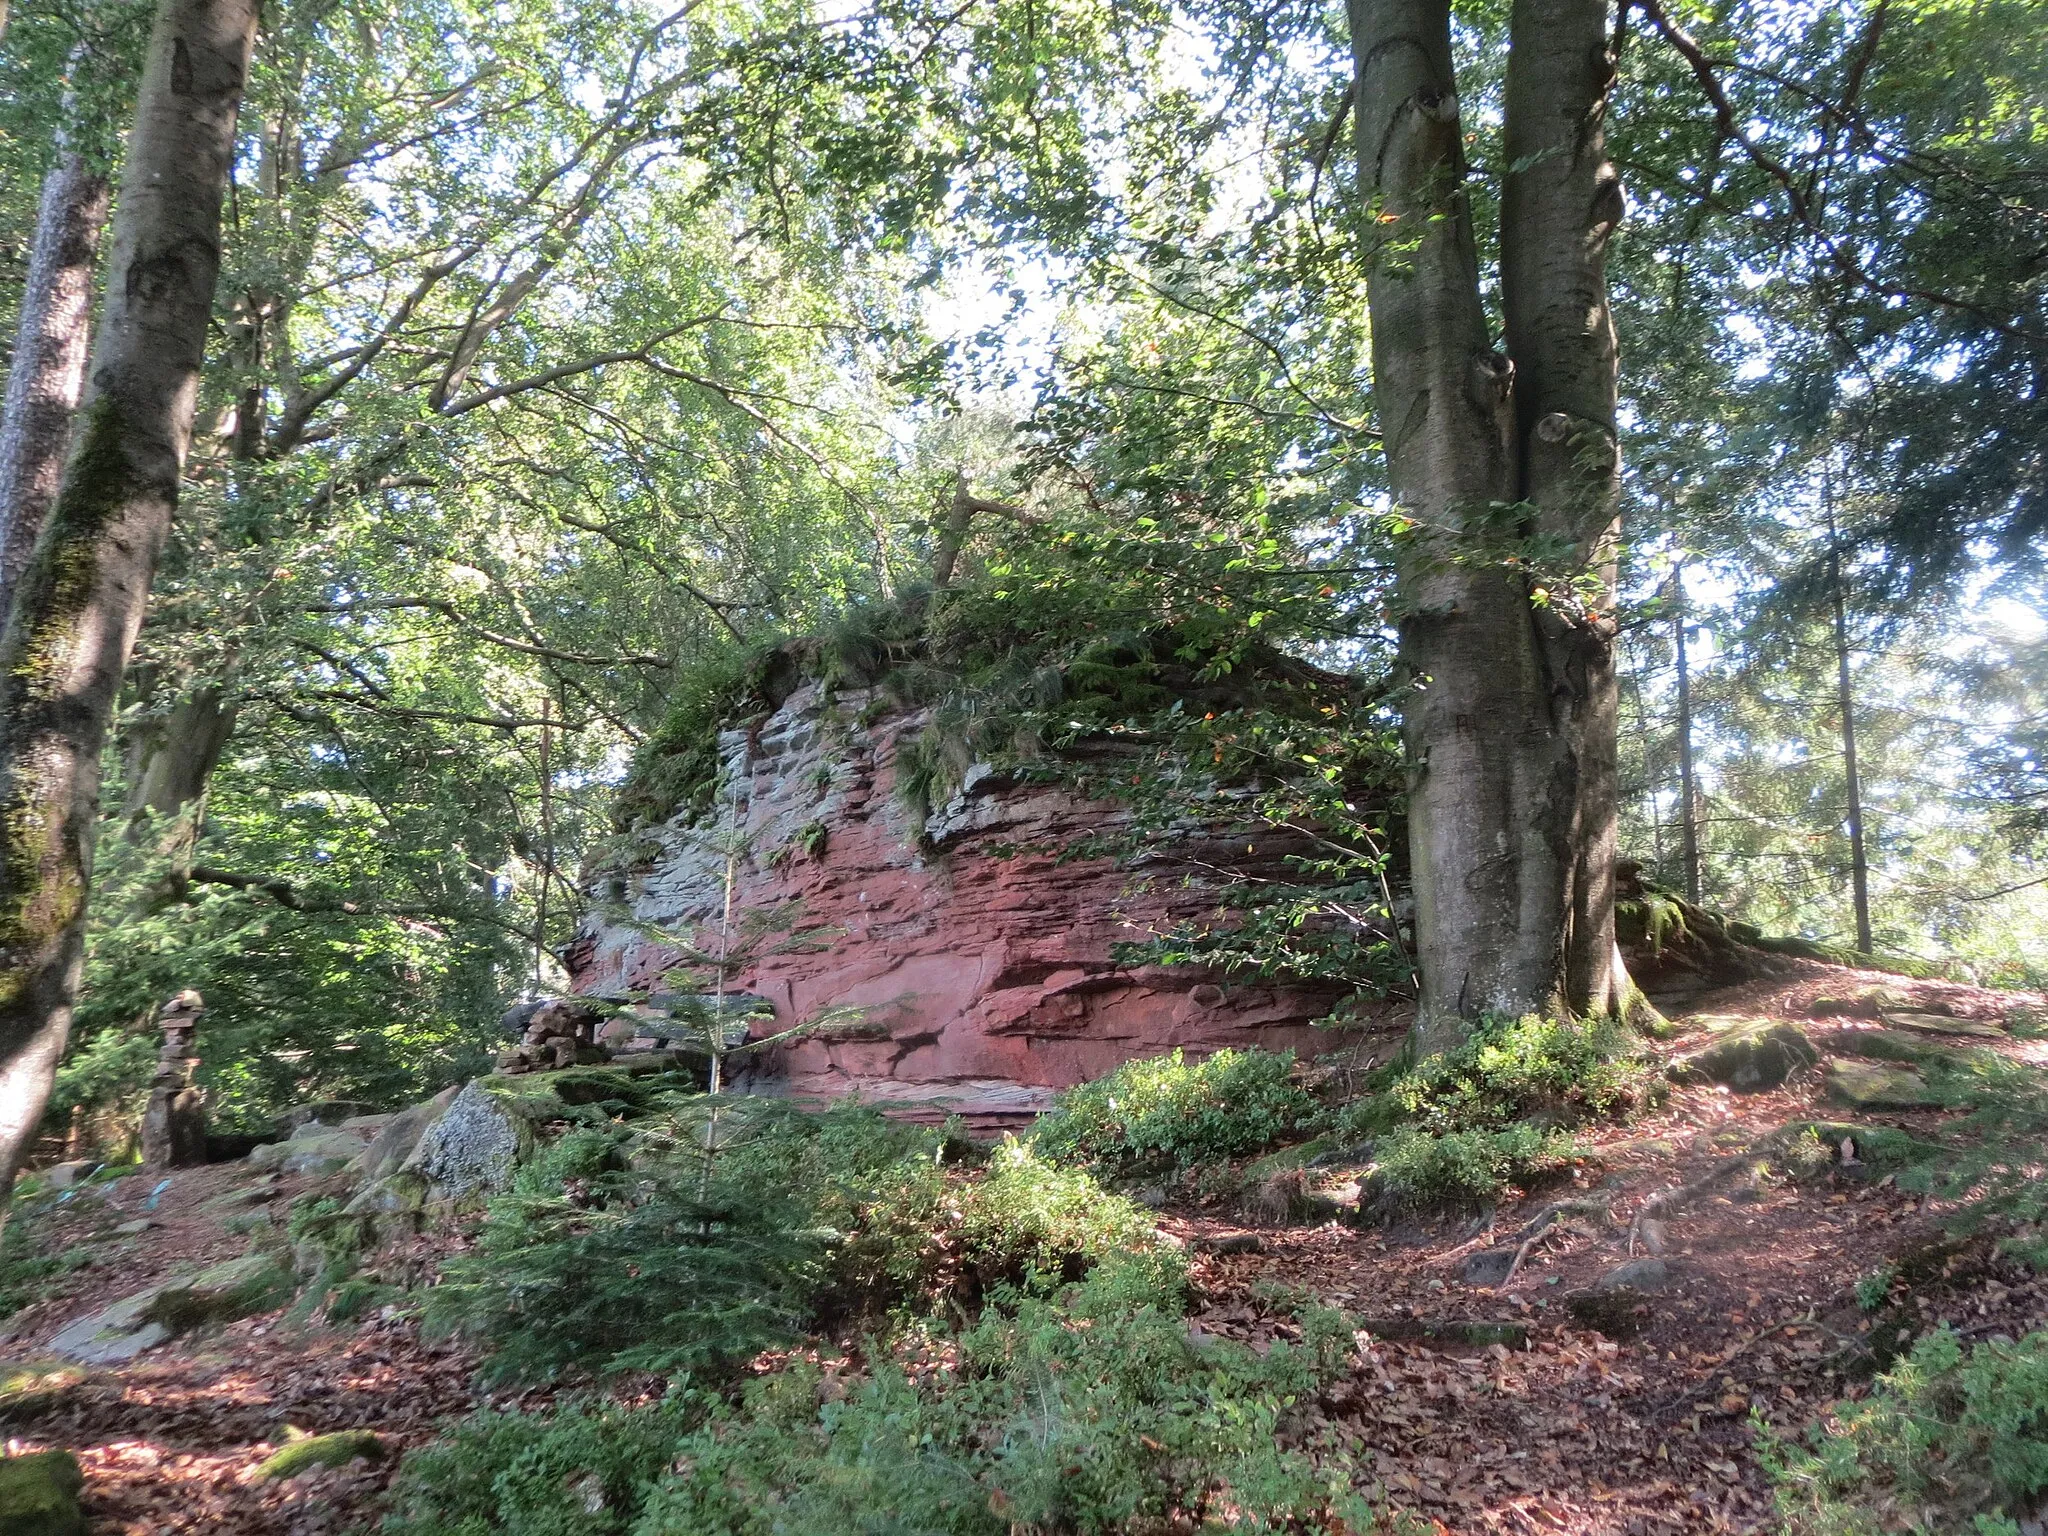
[572,682,1391,1124]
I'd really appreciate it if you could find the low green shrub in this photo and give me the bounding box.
[1327,1014,1650,1209]
[383,1394,699,1536]
[1029,1048,1320,1171]
[383,1257,1369,1536]
[1885,1054,2048,1263]
[1764,1326,2048,1535]
[951,1138,1171,1290]
[0,1211,91,1321]
[1369,1124,1574,1207]
[1366,1013,1655,1136]
[423,1100,1166,1382]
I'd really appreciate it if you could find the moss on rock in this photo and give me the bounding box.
[254,1429,386,1481]
[0,1448,86,1536]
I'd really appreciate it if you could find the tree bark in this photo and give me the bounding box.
[1672,565,1701,902]
[0,151,113,622]
[0,0,259,1214]
[1500,0,1629,1021]
[1824,476,1872,953]
[124,678,238,832]
[1349,0,1629,1052]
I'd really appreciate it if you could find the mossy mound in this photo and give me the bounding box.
[0,1448,85,1536]
[1670,1021,1819,1091]
[255,1429,387,1481]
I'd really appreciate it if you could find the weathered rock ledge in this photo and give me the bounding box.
[572,682,1387,1124]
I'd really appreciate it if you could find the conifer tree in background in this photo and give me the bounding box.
[0,0,259,1217]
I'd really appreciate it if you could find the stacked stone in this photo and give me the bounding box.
[494,998,608,1074]
[139,991,207,1167]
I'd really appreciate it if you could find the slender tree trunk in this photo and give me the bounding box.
[1351,0,1629,1053]
[0,150,113,621]
[0,0,259,1214]
[1824,478,1872,953]
[1672,565,1701,903]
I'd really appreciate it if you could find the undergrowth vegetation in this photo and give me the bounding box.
[1765,1326,2048,1535]
[385,1256,1372,1536]
[1024,1024,1654,1209]
[1347,1014,1658,1207]
[1028,1047,1322,1173]
[384,1028,1664,1531]
[421,1097,1164,1383]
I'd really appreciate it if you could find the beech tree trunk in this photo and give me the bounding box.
[0,151,113,621]
[0,0,259,1212]
[124,678,238,832]
[1349,0,1631,1053]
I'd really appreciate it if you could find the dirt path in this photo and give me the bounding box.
[1,962,2039,1534]
[0,1161,484,1533]
[1167,966,2048,1534]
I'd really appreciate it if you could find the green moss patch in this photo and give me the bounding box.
[256,1429,387,1481]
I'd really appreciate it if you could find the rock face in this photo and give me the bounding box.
[403,1081,527,1198]
[574,682,1379,1124]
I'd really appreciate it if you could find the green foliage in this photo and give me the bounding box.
[951,1138,1170,1292]
[1369,1125,1574,1207]
[1888,1054,2048,1260]
[1764,1328,2048,1536]
[424,1100,1165,1383]
[382,1394,700,1536]
[1361,1014,1656,1137]
[421,1118,828,1384]
[1029,1048,1320,1172]
[384,1259,1369,1536]
[1335,1015,1653,1208]
[0,1212,90,1322]
[1855,1266,1899,1313]
[613,646,774,833]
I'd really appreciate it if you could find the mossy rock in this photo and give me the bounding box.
[0,1449,85,1536]
[1879,1010,2006,1040]
[1566,1287,1654,1338]
[1670,1021,1818,1091]
[541,1064,667,1110]
[254,1429,387,1481]
[1821,1029,1956,1067]
[403,1081,534,1199]
[1810,987,1911,1020]
[145,1253,294,1333]
[1825,1060,1939,1111]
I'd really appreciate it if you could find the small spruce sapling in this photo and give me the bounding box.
[605,783,867,1100]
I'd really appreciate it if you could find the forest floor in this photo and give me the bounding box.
[1,960,2042,1536]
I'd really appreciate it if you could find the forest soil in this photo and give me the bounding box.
[0,960,2039,1534]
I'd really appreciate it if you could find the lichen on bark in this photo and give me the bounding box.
[0,395,134,1007]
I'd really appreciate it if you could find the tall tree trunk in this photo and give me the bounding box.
[0,0,259,1213]
[1672,565,1701,903]
[1501,0,1629,1021]
[1350,0,1629,1053]
[0,150,113,621]
[1824,476,1872,953]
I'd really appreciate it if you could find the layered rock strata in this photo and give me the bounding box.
[572,682,1383,1125]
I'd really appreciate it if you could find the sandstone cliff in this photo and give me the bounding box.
[571,681,1384,1124]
